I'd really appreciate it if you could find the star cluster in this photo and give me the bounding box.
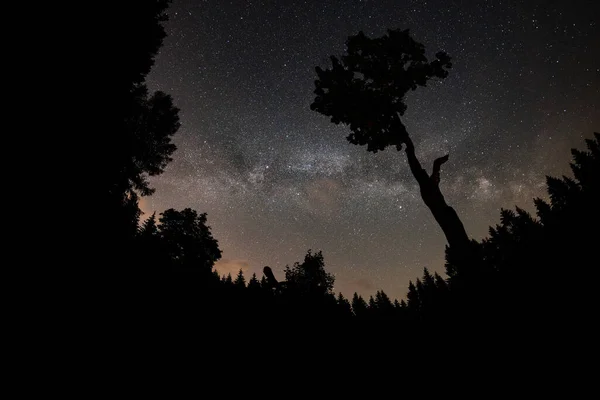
[145,0,599,300]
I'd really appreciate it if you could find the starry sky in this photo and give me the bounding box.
[145,0,599,300]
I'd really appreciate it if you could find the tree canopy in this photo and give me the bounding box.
[284,250,335,297]
[102,0,181,255]
[158,208,222,270]
[311,29,452,152]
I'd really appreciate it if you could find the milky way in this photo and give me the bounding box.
[145,0,599,300]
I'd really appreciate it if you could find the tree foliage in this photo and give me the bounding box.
[234,269,247,288]
[352,293,369,318]
[157,208,222,270]
[311,29,452,152]
[103,0,181,248]
[284,250,335,297]
[123,86,180,197]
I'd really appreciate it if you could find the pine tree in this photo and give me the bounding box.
[136,212,165,267]
[311,29,475,274]
[393,299,407,319]
[234,269,246,288]
[422,268,435,288]
[434,272,447,290]
[406,281,420,314]
[368,296,377,312]
[375,290,394,317]
[438,132,600,326]
[337,293,353,318]
[248,273,261,291]
[352,292,369,318]
[158,208,222,271]
[139,212,158,237]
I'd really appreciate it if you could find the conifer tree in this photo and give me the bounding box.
[337,293,353,318]
[375,290,395,317]
[260,276,269,290]
[368,296,377,311]
[352,293,369,318]
[248,273,261,291]
[234,269,246,288]
[406,281,420,314]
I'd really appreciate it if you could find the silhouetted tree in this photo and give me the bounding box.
[234,269,246,288]
[138,213,160,248]
[212,269,221,281]
[434,272,448,291]
[368,296,377,311]
[258,251,339,319]
[248,273,261,291]
[311,29,475,272]
[352,292,369,318]
[401,132,599,329]
[393,299,406,319]
[139,212,158,237]
[374,290,395,317]
[102,0,181,256]
[260,275,269,289]
[108,0,173,94]
[136,212,167,266]
[337,293,353,318]
[284,250,335,297]
[158,208,222,271]
[406,281,420,316]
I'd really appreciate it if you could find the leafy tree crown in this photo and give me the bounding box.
[311,29,451,152]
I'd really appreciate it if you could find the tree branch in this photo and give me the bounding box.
[404,135,429,185]
[431,154,449,185]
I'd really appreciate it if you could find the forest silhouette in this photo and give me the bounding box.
[104,1,598,354]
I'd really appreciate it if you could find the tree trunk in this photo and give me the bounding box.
[403,134,470,255]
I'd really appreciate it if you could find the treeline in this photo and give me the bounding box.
[128,132,598,331]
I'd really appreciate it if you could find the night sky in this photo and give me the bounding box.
[145,0,599,300]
